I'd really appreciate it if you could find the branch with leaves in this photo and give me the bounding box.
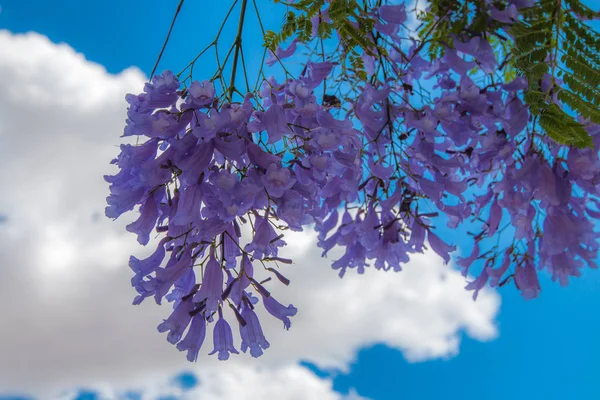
[105,0,600,363]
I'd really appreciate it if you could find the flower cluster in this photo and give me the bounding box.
[107,0,600,361]
[106,61,375,360]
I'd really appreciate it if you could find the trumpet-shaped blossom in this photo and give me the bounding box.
[209,309,239,361]
[176,315,207,362]
[239,307,271,358]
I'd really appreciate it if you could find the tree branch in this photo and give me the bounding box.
[228,0,249,102]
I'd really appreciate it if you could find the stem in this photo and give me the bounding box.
[228,0,249,102]
[176,0,240,79]
[151,0,185,79]
[550,0,562,100]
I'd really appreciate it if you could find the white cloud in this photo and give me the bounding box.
[53,365,371,400]
[182,365,363,400]
[267,232,499,369]
[404,0,429,37]
[0,30,499,398]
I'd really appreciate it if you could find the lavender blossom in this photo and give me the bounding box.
[209,308,240,360]
[239,307,271,358]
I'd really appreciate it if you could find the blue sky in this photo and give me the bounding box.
[1,0,600,399]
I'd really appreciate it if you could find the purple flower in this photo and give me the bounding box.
[213,130,247,161]
[245,215,286,259]
[130,237,168,283]
[409,218,426,253]
[246,142,282,171]
[316,208,338,242]
[457,242,480,277]
[111,139,159,170]
[316,110,353,131]
[222,223,242,268]
[369,159,394,181]
[304,61,333,89]
[310,13,321,39]
[502,77,528,92]
[166,268,196,306]
[356,206,381,250]
[177,140,215,185]
[262,295,298,330]
[209,309,239,360]
[465,267,490,300]
[157,298,193,344]
[228,255,254,306]
[125,109,192,138]
[126,191,161,245]
[176,315,207,362]
[192,108,231,141]
[515,261,541,300]
[379,4,407,24]
[510,0,534,8]
[548,253,584,286]
[235,176,264,213]
[287,80,313,99]
[427,230,456,264]
[407,113,438,134]
[419,178,443,203]
[185,80,216,108]
[155,250,193,303]
[488,250,512,288]
[126,71,179,113]
[491,4,519,23]
[257,103,290,143]
[454,37,498,74]
[261,163,296,198]
[194,250,223,314]
[315,129,341,151]
[332,241,369,277]
[370,213,410,271]
[239,307,271,358]
[266,38,299,66]
[436,48,475,76]
[503,97,529,135]
[172,184,203,226]
[105,185,146,220]
[279,190,308,231]
[487,196,502,237]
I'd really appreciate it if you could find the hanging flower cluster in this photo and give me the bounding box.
[106,0,600,361]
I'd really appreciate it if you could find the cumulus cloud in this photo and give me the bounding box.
[54,366,369,400]
[177,365,368,400]
[267,233,499,369]
[0,30,499,398]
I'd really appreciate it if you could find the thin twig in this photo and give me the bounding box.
[151,0,185,79]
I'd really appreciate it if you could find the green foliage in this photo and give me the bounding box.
[348,52,367,81]
[414,0,599,148]
[539,102,592,147]
[511,0,599,147]
[264,0,326,50]
[264,0,378,78]
[418,0,496,59]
